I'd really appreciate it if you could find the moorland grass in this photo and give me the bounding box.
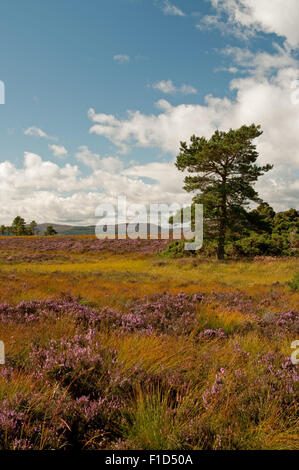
[0,236,298,450]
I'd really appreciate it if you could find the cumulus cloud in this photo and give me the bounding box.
[123,161,186,194]
[0,150,188,224]
[200,0,299,47]
[113,54,130,64]
[48,144,68,158]
[255,165,299,211]
[196,14,230,34]
[88,50,299,210]
[180,84,198,95]
[162,1,185,17]
[24,126,50,139]
[153,80,176,94]
[153,80,197,95]
[75,146,123,172]
[222,43,299,76]
[1,152,80,193]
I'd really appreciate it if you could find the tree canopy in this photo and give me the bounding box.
[0,217,39,236]
[175,124,273,259]
[44,225,57,236]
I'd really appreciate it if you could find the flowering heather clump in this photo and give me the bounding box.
[198,329,227,341]
[98,292,203,335]
[97,306,154,334]
[0,393,61,450]
[58,394,124,449]
[0,399,26,439]
[0,366,14,380]
[274,310,299,333]
[29,329,117,398]
[0,236,169,258]
[0,297,98,325]
[0,292,205,335]
[201,353,299,420]
[257,353,299,400]
[2,324,193,449]
[206,291,256,314]
[202,368,226,410]
[0,388,124,450]
[259,309,299,335]
[0,332,126,449]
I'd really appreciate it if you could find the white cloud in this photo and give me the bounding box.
[123,161,186,194]
[113,54,130,64]
[162,1,185,17]
[153,80,197,95]
[196,12,252,39]
[1,141,294,226]
[255,165,299,211]
[155,99,174,111]
[48,144,68,158]
[222,43,298,76]
[197,14,224,30]
[24,126,50,139]
[0,150,189,224]
[153,80,176,94]
[75,145,123,172]
[88,52,299,210]
[203,0,299,47]
[215,66,239,74]
[180,84,198,95]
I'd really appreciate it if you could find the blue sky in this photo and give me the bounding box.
[1,0,240,164]
[0,0,298,224]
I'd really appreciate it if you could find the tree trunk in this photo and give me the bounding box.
[217,180,227,260]
[217,220,226,260]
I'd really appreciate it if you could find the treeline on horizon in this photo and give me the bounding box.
[1,203,298,258]
[0,216,57,236]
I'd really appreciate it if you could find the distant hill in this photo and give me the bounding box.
[60,226,96,235]
[36,223,165,236]
[36,223,96,235]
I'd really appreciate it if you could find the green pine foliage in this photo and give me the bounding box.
[175,124,273,259]
[164,203,298,258]
[0,217,39,236]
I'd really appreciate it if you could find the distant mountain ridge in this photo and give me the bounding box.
[36,223,95,235]
[36,223,165,236]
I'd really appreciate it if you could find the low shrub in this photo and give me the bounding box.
[288,272,299,291]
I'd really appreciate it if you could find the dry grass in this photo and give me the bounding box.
[0,236,298,450]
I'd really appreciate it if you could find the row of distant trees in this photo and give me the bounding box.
[0,217,57,236]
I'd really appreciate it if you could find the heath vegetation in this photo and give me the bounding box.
[0,236,298,450]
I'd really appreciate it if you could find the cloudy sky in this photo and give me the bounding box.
[0,0,298,224]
